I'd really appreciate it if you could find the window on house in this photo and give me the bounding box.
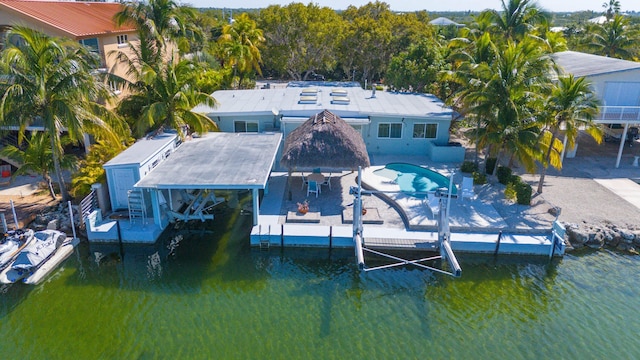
[378,123,402,139]
[116,34,128,45]
[413,123,437,139]
[79,38,99,54]
[234,121,259,133]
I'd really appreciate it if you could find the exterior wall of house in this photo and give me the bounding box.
[215,113,456,159]
[362,115,451,156]
[586,70,640,106]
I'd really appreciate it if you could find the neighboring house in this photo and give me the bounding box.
[0,0,138,99]
[552,51,640,167]
[193,82,464,165]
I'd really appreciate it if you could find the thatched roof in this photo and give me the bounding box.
[280,110,370,171]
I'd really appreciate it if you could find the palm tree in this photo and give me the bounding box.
[0,26,125,201]
[536,75,602,193]
[589,15,637,59]
[489,0,548,41]
[114,0,203,62]
[602,0,621,21]
[118,59,218,137]
[217,13,265,87]
[0,133,77,200]
[452,38,553,174]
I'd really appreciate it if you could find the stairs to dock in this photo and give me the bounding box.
[127,189,146,225]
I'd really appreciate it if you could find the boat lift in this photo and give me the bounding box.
[351,167,462,277]
[167,189,225,222]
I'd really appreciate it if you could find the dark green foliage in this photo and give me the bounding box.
[460,161,478,173]
[472,171,487,185]
[496,166,512,185]
[515,181,533,205]
[509,174,521,185]
[485,157,497,174]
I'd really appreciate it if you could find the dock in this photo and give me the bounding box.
[251,163,562,257]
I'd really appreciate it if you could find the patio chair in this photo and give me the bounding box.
[300,172,308,189]
[425,192,440,217]
[461,177,474,201]
[307,180,319,198]
[321,172,332,191]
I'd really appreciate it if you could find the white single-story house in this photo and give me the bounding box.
[192,82,465,165]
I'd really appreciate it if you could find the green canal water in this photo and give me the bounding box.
[1,208,639,359]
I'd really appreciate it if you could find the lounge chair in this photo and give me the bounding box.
[461,177,474,200]
[425,192,440,217]
[307,180,319,198]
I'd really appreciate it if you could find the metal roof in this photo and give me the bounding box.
[0,1,135,38]
[194,82,453,120]
[135,132,282,190]
[104,132,177,168]
[552,51,640,78]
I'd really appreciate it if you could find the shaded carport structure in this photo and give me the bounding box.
[135,132,282,229]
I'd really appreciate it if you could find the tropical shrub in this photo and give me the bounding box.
[515,181,533,205]
[472,171,487,185]
[496,166,512,185]
[460,161,478,173]
[505,182,517,200]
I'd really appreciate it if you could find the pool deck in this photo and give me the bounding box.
[251,155,560,257]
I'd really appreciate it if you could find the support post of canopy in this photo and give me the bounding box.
[252,188,260,225]
[353,166,365,270]
[615,122,630,168]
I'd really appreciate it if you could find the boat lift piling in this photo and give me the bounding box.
[351,167,462,277]
[10,200,18,229]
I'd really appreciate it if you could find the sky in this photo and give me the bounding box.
[185,0,640,13]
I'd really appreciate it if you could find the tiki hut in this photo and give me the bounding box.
[280,110,370,171]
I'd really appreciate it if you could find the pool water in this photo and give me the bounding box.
[373,162,456,198]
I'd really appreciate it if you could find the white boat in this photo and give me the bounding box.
[0,229,35,271]
[0,229,68,284]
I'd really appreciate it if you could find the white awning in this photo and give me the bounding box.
[281,117,370,125]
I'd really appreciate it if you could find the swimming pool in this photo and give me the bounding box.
[373,162,456,198]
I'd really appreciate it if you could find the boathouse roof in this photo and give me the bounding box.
[135,132,282,190]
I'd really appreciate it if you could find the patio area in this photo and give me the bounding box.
[258,155,557,235]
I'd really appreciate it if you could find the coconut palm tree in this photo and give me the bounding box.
[217,13,265,87]
[114,0,203,58]
[602,0,621,21]
[0,133,77,200]
[0,26,125,201]
[589,14,637,59]
[536,75,602,193]
[489,0,549,41]
[118,58,218,137]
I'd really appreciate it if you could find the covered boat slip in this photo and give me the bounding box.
[87,132,282,243]
[136,132,281,241]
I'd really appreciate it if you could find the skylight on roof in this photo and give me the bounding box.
[331,96,350,104]
[330,89,348,96]
[299,95,317,104]
[300,88,318,95]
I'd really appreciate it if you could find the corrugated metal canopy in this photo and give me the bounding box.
[135,132,282,190]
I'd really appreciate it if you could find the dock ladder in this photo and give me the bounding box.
[127,189,147,225]
[259,224,271,250]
